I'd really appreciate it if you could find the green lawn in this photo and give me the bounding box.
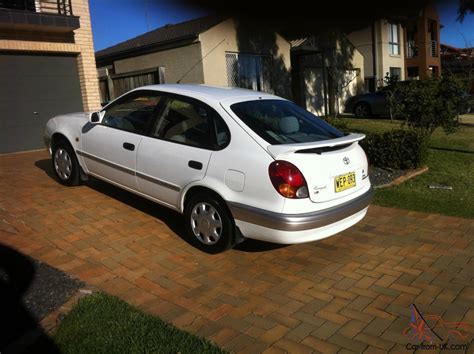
[52,293,227,354]
[338,118,474,219]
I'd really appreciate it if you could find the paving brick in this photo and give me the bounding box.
[301,335,340,353]
[340,308,374,324]
[285,322,315,342]
[260,324,290,344]
[338,320,367,339]
[273,338,313,353]
[348,296,373,311]
[328,333,368,353]
[3,151,474,354]
[311,321,340,340]
[362,318,394,337]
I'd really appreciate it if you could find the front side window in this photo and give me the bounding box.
[102,92,162,134]
[153,98,229,150]
[388,23,400,55]
[226,52,273,93]
[230,100,343,145]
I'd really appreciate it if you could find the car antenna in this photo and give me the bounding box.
[176,38,226,84]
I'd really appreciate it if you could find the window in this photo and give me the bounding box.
[230,100,343,145]
[388,23,400,55]
[389,67,401,80]
[226,53,273,93]
[407,67,419,79]
[102,91,162,134]
[153,98,229,150]
[406,27,418,58]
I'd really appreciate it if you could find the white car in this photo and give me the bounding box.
[44,84,373,253]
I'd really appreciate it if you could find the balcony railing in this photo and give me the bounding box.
[406,42,418,58]
[430,40,438,57]
[0,0,73,16]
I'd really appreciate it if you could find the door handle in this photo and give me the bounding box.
[188,160,203,170]
[123,142,135,151]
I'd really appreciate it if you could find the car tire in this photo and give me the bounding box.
[354,102,372,118]
[51,140,81,186]
[184,193,235,253]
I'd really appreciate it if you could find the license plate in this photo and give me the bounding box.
[334,172,356,193]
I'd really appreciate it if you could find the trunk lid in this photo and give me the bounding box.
[267,134,370,203]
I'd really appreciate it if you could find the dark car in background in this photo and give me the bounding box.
[344,90,390,118]
[345,83,472,118]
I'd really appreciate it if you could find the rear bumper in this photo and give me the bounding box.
[228,186,374,232]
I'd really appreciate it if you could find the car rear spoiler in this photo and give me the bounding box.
[267,133,366,158]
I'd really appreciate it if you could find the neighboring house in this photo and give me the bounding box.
[404,4,441,80]
[95,16,364,117]
[0,0,100,154]
[95,16,292,103]
[290,34,365,116]
[347,19,406,92]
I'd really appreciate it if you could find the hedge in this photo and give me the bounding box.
[359,130,428,170]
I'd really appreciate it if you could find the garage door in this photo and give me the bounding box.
[0,53,83,153]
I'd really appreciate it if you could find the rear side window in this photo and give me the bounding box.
[230,99,343,145]
[153,98,230,150]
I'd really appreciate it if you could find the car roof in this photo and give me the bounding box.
[132,84,281,103]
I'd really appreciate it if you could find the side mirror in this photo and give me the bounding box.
[89,112,101,124]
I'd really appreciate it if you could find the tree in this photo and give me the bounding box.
[390,76,466,137]
[457,0,474,21]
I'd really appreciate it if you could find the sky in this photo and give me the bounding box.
[90,0,208,51]
[436,1,474,47]
[90,0,474,52]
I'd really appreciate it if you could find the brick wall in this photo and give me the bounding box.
[71,0,100,111]
[0,0,101,112]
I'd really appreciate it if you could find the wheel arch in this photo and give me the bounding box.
[50,132,88,180]
[181,185,230,214]
[181,184,244,246]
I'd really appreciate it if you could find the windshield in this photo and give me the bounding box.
[230,99,343,145]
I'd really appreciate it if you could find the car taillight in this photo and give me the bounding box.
[268,160,309,199]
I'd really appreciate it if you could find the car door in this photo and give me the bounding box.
[136,95,230,209]
[80,90,162,190]
[372,91,390,115]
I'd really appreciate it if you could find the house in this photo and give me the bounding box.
[95,16,292,101]
[96,16,364,117]
[346,19,406,92]
[290,34,365,116]
[344,3,442,88]
[0,0,100,154]
[404,4,441,80]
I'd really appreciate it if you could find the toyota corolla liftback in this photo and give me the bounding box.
[44,84,373,253]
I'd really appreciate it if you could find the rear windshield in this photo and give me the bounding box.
[230,100,343,145]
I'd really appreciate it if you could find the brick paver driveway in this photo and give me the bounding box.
[1,151,473,353]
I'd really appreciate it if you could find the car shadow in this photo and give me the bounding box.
[34,159,287,253]
[0,244,60,353]
[35,159,56,180]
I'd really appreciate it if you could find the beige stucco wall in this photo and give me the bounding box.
[347,27,374,78]
[0,0,101,111]
[375,19,405,82]
[113,42,205,84]
[199,18,292,98]
[347,19,405,85]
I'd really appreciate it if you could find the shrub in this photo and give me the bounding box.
[360,130,428,170]
[390,76,466,137]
